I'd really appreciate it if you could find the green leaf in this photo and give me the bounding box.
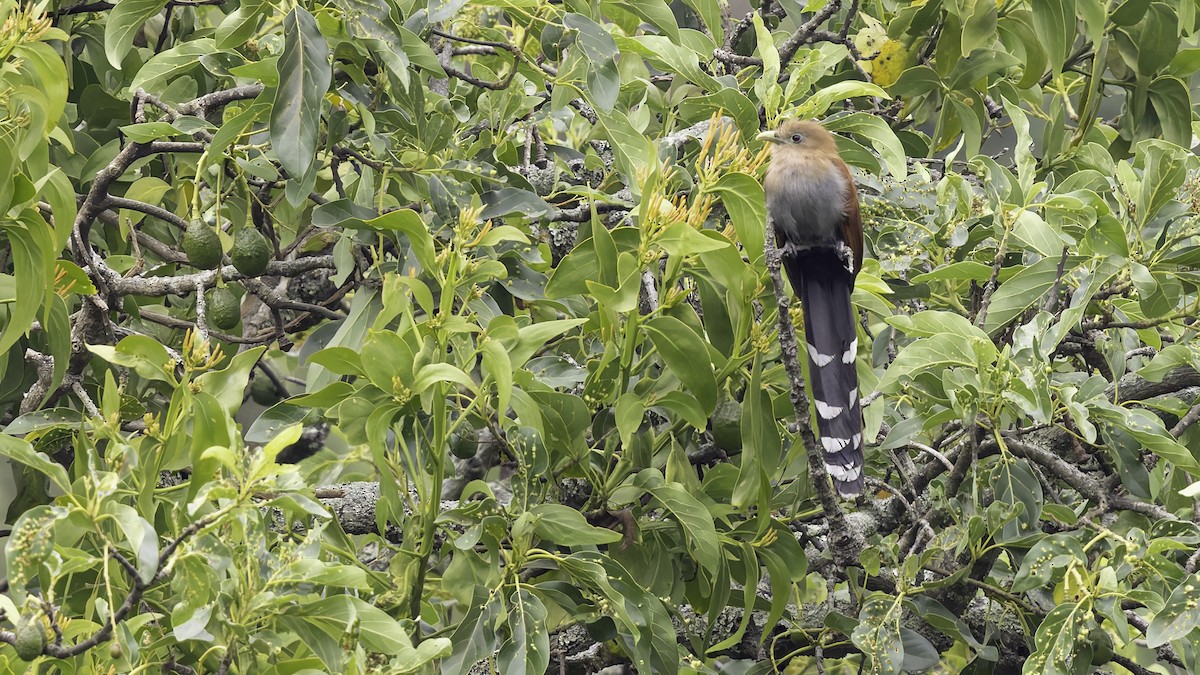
[1011,210,1066,258]
[195,347,266,416]
[604,0,679,40]
[1147,571,1200,647]
[1091,404,1200,474]
[498,589,551,675]
[961,0,998,56]
[620,36,719,91]
[795,81,890,118]
[531,504,622,546]
[1137,344,1199,382]
[301,596,443,658]
[198,101,269,180]
[1026,601,1091,675]
[910,261,994,284]
[88,334,177,383]
[655,223,729,259]
[709,172,766,261]
[644,316,717,414]
[947,49,1022,90]
[509,319,587,368]
[991,456,1043,541]
[1032,0,1072,73]
[481,188,552,220]
[119,121,181,143]
[0,210,54,355]
[411,363,476,396]
[305,347,365,376]
[983,256,1083,334]
[442,588,503,675]
[653,390,708,429]
[352,209,435,272]
[825,112,906,179]
[1135,140,1191,229]
[0,433,71,494]
[129,39,219,94]
[908,596,998,660]
[1112,0,1152,25]
[4,505,68,597]
[5,408,83,434]
[118,177,173,226]
[481,338,513,415]
[1132,2,1180,75]
[272,7,331,179]
[681,0,723,42]
[216,0,268,49]
[1148,77,1192,147]
[104,503,158,583]
[900,628,940,672]
[852,595,904,674]
[707,542,759,653]
[877,332,996,393]
[734,357,780,508]
[597,108,654,182]
[645,479,721,574]
[564,13,618,62]
[105,0,168,67]
[1010,534,1086,592]
[888,65,942,97]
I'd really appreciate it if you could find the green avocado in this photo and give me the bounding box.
[231,227,272,276]
[250,375,282,406]
[13,616,46,662]
[182,221,223,269]
[1089,628,1113,665]
[206,286,241,331]
[449,427,478,459]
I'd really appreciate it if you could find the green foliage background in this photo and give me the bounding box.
[1,0,1200,672]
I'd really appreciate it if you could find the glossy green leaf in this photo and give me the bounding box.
[1010,534,1086,592]
[852,595,904,674]
[129,39,219,94]
[1032,0,1072,72]
[644,316,717,414]
[709,172,766,261]
[105,0,168,67]
[497,589,551,675]
[825,112,906,179]
[646,480,720,574]
[272,7,331,179]
[1147,571,1200,647]
[530,504,622,545]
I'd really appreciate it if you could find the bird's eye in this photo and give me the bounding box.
[791,134,805,143]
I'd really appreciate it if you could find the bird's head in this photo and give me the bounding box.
[756,120,839,155]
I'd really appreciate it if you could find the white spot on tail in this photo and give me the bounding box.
[815,399,843,420]
[821,435,850,453]
[851,433,862,449]
[848,388,859,407]
[842,339,857,363]
[826,462,861,481]
[807,343,834,366]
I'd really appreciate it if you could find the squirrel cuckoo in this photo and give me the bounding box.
[757,120,864,497]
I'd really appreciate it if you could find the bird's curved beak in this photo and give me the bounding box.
[756,130,780,144]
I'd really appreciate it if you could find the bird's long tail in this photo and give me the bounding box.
[781,247,864,496]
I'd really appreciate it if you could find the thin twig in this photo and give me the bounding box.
[1170,399,1200,438]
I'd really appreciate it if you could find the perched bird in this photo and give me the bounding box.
[757,120,864,497]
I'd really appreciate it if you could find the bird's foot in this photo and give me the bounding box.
[835,241,855,273]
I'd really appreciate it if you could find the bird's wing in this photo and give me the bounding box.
[834,158,864,278]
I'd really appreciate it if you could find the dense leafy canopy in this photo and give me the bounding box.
[1,0,1200,672]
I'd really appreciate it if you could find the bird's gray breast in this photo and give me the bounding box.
[765,162,848,246]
